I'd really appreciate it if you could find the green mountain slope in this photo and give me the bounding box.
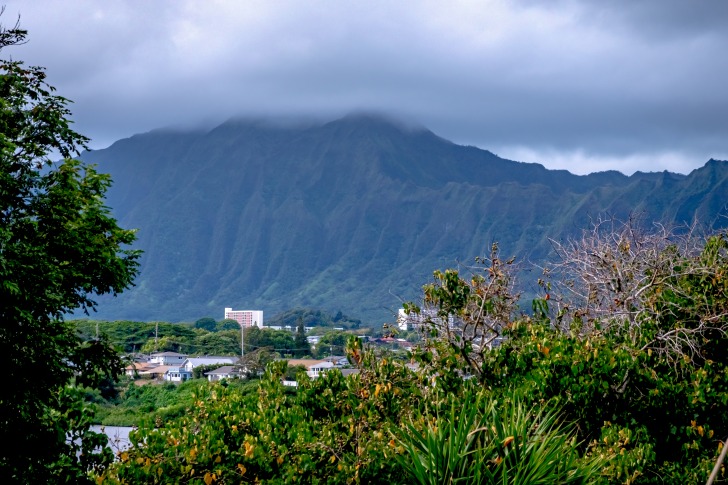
[82,114,728,323]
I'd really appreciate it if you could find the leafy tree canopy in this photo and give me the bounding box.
[194,316,217,332]
[268,307,362,329]
[312,330,349,358]
[73,319,195,354]
[294,317,311,358]
[0,17,139,483]
[216,318,239,331]
[244,326,295,356]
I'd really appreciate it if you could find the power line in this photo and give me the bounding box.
[96,335,316,353]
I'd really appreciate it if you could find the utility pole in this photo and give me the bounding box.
[155,322,158,353]
[240,321,246,358]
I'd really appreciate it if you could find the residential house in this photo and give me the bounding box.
[165,367,193,382]
[284,359,336,379]
[204,365,240,382]
[281,360,354,387]
[149,351,188,366]
[182,356,238,373]
[137,365,174,380]
[124,361,159,378]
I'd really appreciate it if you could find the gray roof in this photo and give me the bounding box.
[184,357,237,367]
[204,365,238,376]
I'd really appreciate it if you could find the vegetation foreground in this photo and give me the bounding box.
[98,229,728,484]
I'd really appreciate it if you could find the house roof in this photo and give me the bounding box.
[165,367,191,374]
[323,356,348,363]
[284,359,325,369]
[283,359,335,370]
[184,357,237,367]
[125,362,160,372]
[138,365,174,375]
[204,365,239,376]
[150,351,187,357]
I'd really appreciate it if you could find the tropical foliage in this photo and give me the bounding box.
[93,379,260,428]
[394,392,604,484]
[0,18,139,483]
[101,223,728,484]
[267,308,363,330]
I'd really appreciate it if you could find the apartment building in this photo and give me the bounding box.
[223,308,263,328]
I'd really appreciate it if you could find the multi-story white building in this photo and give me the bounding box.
[397,307,454,331]
[224,308,263,328]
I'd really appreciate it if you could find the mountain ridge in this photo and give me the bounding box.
[82,114,728,323]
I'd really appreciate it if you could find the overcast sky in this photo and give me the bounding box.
[2,0,727,175]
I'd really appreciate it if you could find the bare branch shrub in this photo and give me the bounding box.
[544,215,728,362]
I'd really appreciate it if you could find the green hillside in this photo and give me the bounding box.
[82,114,728,323]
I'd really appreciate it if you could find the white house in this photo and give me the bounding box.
[165,367,193,382]
[182,356,237,372]
[204,365,240,382]
[284,359,336,379]
[149,351,188,366]
[307,360,335,378]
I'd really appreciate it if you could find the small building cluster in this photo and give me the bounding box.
[125,352,238,382]
[124,352,355,385]
[397,307,453,331]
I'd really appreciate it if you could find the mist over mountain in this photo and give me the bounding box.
[82,114,728,324]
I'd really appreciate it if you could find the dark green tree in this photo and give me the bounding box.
[193,317,217,332]
[294,317,311,358]
[244,326,295,356]
[216,318,239,331]
[0,19,140,483]
[189,330,240,355]
[313,330,349,358]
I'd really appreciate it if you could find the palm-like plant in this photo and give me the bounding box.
[395,393,604,485]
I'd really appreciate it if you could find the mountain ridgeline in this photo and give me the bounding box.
[83,114,728,323]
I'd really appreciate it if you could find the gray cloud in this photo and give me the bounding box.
[568,0,728,40]
[2,0,726,175]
